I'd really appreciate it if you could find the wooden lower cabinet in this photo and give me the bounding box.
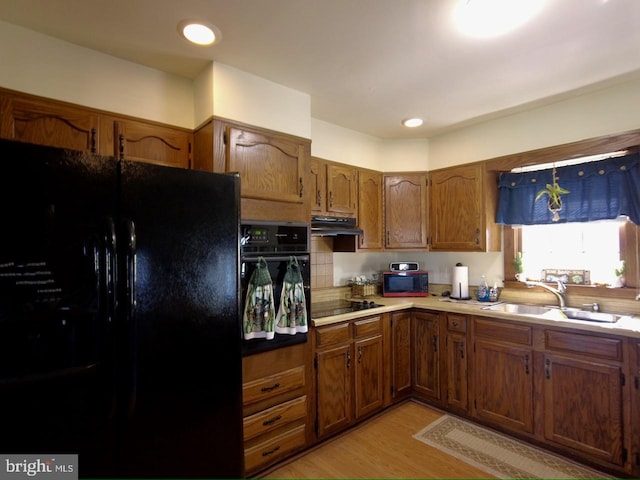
[315,315,385,440]
[445,314,468,413]
[412,311,442,403]
[309,308,635,477]
[242,343,312,476]
[631,339,640,476]
[391,311,412,400]
[316,341,353,437]
[472,317,534,435]
[541,329,625,467]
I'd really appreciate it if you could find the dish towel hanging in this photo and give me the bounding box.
[243,256,276,340]
[275,256,308,335]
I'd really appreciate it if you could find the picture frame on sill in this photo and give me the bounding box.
[542,269,590,285]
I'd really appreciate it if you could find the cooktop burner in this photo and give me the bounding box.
[311,299,385,319]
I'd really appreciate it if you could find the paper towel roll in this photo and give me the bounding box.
[451,265,470,300]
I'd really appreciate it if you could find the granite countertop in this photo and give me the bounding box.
[311,295,640,338]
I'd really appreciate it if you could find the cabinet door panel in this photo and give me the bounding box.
[326,164,357,215]
[392,311,412,399]
[384,174,428,248]
[543,353,624,465]
[4,96,99,153]
[309,157,325,212]
[227,127,303,204]
[114,120,191,168]
[355,335,383,418]
[316,344,352,438]
[358,170,384,250]
[475,340,534,434]
[446,332,467,411]
[430,164,482,250]
[413,312,441,401]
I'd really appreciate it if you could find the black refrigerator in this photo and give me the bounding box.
[0,139,244,478]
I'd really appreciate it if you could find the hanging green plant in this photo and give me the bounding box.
[535,166,570,222]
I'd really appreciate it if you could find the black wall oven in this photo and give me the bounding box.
[240,221,310,356]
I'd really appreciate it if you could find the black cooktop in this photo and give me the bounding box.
[311,299,385,319]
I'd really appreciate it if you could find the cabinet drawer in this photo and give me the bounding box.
[545,330,623,361]
[474,317,532,345]
[447,314,467,332]
[243,366,305,406]
[354,316,382,338]
[316,322,351,347]
[244,424,306,474]
[243,395,307,441]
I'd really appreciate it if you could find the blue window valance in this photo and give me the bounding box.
[496,153,640,225]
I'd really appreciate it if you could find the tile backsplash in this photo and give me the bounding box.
[311,237,334,288]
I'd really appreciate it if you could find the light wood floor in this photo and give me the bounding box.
[262,400,494,479]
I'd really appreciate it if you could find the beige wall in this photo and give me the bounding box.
[310,118,429,171]
[211,63,312,139]
[428,74,640,169]
[0,20,194,129]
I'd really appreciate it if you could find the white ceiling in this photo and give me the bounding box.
[1,0,639,139]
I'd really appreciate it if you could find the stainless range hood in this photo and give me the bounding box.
[311,215,363,236]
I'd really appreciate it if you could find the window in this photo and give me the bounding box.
[487,129,640,297]
[519,218,626,286]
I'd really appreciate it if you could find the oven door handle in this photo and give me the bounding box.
[241,254,310,263]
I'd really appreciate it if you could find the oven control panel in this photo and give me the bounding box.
[241,221,309,254]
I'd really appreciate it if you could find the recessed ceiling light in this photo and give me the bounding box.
[178,20,221,46]
[402,118,424,128]
[453,0,545,38]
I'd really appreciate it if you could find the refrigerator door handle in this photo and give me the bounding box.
[124,219,137,417]
[124,219,137,318]
[104,217,117,325]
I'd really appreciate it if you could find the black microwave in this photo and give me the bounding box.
[382,271,429,297]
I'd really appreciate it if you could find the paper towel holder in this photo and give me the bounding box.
[451,262,471,300]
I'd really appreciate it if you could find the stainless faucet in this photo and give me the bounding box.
[524,280,567,309]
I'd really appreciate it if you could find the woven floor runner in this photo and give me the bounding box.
[413,414,611,479]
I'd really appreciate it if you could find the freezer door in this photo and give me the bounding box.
[117,161,243,478]
[0,140,118,477]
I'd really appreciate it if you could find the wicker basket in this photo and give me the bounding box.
[351,283,378,297]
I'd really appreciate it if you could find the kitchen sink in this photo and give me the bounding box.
[560,308,622,323]
[482,303,625,323]
[484,303,556,316]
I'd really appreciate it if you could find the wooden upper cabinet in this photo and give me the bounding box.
[227,126,305,204]
[0,92,100,153]
[0,89,193,168]
[326,164,357,215]
[310,157,326,213]
[107,118,192,168]
[357,169,383,250]
[429,163,500,252]
[384,173,429,249]
[310,157,357,216]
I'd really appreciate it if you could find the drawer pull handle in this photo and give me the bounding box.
[452,321,458,327]
[262,445,281,457]
[545,359,551,379]
[261,383,281,393]
[525,354,530,375]
[262,415,282,426]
